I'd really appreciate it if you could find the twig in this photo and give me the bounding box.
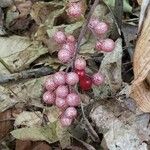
[67,0,100,70]
[0,66,54,84]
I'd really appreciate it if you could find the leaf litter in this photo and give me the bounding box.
[0,0,149,150]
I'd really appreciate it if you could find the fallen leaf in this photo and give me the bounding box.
[0,86,19,112]
[30,1,64,26]
[0,35,47,72]
[15,140,51,150]
[56,121,71,149]
[14,111,43,127]
[0,109,13,140]
[11,122,58,144]
[131,8,150,112]
[103,0,132,13]
[100,38,123,94]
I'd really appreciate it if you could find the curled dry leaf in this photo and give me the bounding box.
[131,7,150,112]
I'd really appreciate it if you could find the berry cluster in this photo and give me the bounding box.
[88,17,115,52]
[53,31,76,63]
[74,57,104,91]
[43,4,116,127]
[43,71,80,127]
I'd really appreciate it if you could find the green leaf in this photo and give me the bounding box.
[11,122,58,144]
[104,0,132,13]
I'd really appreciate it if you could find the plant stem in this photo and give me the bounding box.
[70,0,100,70]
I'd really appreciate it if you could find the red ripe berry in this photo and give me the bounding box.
[55,85,69,98]
[55,97,68,109]
[75,69,86,79]
[64,107,77,119]
[79,75,92,91]
[43,91,55,104]
[74,58,86,70]
[67,2,82,18]
[53,31,66,44]
[94,21,108,35]
[53,71,66,85]
[66,93,80,107]
[60,115,73,127]
[92,73,104,86]
[100,38,115,52]
[58,49,72,63]
[66,72,79,85]
[45,76,57,91]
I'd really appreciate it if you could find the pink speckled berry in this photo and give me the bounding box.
[74,58,86,70]
[67,35,76,43]
[55,97,68,109]
[62,43,76,54]
[92,73,104,86]
[45,76,57,91]
[95,22,108,35]
[64,107,77,119]
[100,38,115,52]
[58,49,72,63]
[95,40,103,51]
[88,18,99,30]
[67,2,82,18]
[66,93,80,107]
[43,91,55,104]
[66,72,79,85]
[60,115,73,127]
[56,85,69,98]
[53,71,66,85]
[53,31,66,44]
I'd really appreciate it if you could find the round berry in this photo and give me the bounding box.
[43,91,55,104]
[53,31,66,44]
[92,73,104,86]
[45,76,57,91]
[67,2,82,18]
[66,72,79,85]
[66,93,80,107]
[64,107,77,119]
[67,35,76,43]
[62,43,76,54]
[101,38,115,52]
[88,18,99,30]
[95,40,103,51]
[79,75,92,91]
[60,115,73,127]
[58,49,72,63]
[53,71,66,85]
[95,21,108,35]
[74,58,86,70]
[56,85,69,98]
[55,97,68,109]
[75,69,86,79]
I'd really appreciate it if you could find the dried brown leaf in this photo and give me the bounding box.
[131,7,150,112]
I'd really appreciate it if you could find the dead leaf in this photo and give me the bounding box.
[15,140,51,150]
[0,36,47,72]
[11,122,58,144]
[0,0,13,7]
[131,7,150,112]
[100,38,123,94]
[0,109,13,140]
[14,111,43,127]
